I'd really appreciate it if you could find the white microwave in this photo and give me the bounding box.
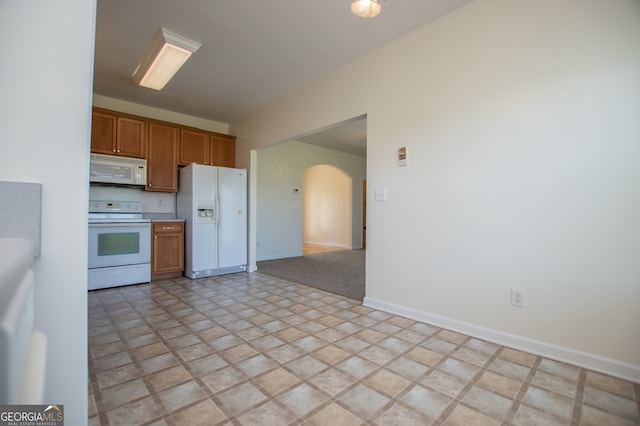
[89,153,147,187]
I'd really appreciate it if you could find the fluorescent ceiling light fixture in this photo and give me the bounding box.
[132,28,201,90]
[351,0,382,18]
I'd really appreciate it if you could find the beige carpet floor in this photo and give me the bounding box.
[256,250,365,300]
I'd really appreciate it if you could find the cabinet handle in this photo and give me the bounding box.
[154,235,157,239]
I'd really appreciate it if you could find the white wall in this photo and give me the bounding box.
[256,141,366,261]
[89,186,177,215]
[0,0,95,422]
[303,165,352,248]
[233,0,640,381]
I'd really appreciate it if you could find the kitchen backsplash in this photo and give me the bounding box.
[89,185,176,215]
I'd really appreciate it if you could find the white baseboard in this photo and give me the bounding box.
[256,252,302,262]
[363,297,640,384]
[303,241,350,249]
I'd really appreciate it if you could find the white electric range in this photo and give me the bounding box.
[88,200,151,290]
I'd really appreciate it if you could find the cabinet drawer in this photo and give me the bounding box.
[153,222,184,233]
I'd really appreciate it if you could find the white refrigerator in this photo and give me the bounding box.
[177,164,247,278]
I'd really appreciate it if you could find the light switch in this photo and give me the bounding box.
[374,189,387,201]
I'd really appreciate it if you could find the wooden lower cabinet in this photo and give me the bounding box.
[151,222,184,280]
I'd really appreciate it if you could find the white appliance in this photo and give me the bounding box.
[177,164,247,278]
[88,200,151,290]
[89,153,147,187]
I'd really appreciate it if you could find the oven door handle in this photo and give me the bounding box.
[89,223,149,228]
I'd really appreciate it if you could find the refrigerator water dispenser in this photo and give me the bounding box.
[196,207,215,223]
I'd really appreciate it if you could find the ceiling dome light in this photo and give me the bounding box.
[351,0,381,18]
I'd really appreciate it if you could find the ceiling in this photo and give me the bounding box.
[93,0,474,157]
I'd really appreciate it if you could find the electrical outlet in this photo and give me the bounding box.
[511,288,525,308]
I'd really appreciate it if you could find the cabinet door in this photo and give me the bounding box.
[147,122,178,192]
[179,129,209,165]
[91,111,117,155]
[117,116,147,158]
[210,135,236,167]
[152,223,184,274]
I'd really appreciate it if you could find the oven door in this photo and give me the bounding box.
[88,222,151,269]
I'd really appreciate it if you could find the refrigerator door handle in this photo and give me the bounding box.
[215,195,220,225]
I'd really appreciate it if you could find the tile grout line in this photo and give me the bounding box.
[570,368,587,426]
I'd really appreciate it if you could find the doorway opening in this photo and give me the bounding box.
[253,117,367,299]
[302,165,352,255]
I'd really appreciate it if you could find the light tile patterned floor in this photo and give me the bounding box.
[88,273,640,425]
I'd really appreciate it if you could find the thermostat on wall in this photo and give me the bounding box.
[398,147,407,166]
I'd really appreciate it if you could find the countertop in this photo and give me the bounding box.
[142,213,185,223]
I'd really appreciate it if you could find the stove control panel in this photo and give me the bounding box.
[89,200,142,214]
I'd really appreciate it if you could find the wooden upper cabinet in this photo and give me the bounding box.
[147,122,178,192]
[179,129,209,166]
[210,134,235,167]
[178,129,235,168]
[91,109,146,158]
[90,108,236,193]
[116,117,146,158]
[91,111,117,155]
